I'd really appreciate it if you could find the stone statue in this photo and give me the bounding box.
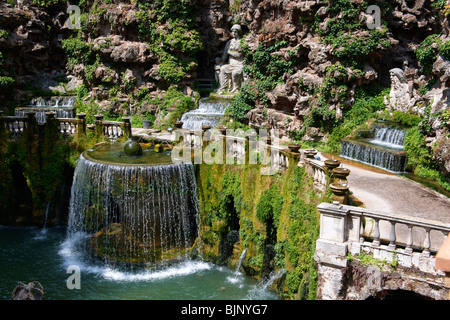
[215,24,245,94]
[385,67,419,112]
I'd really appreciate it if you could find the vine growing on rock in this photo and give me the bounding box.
[227,40,297,122]
[135,0,203,84]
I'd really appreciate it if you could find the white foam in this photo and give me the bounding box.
[102,261,212,282]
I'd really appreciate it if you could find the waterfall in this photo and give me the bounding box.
[370,124,406,149]
[67,154,199,266]
[180,100,229,130]
[340,140,407,172]
[340,122,408,172]
[15,96,76,124]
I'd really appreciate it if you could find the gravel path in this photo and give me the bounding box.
[320,153,450,224]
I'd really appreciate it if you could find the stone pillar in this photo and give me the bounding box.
[44,112,58,138]
[94,114,104,139]
[218,127,227,165]
[76,113,87,139]
[122,117,132,140]
[0,110,4,138]
[314,202,349,300]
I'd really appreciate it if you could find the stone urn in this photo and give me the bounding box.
[123,136,143,157]
[174,121,184,129]
[330,181,349,204]
[288,144,301,153]
[216,126,227,135]
[202,125,212,132]
[324,159,341,171]
[304,148,318,159]
[332,167,350,181]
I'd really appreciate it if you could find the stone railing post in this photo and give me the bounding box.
[122,117,132,140]
[0,110,4,138]
[76,113,87,139]
[44,112,58,137]
[315,202,349,268]
[94,114,104,139]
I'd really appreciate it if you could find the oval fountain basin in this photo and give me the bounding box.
[84,142,175,166]
[68,142,199,266]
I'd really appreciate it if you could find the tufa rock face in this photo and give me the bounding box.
[11,281,44,300]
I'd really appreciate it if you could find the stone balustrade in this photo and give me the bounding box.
[3,116,27,136]
[270,145,290,172]
[315,202,450,272]
[304,157,328,191]
[0,111,131,142]
[57,118,80,136]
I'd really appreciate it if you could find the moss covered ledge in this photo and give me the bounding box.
[193,161,326,300]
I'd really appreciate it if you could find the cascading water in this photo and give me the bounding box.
[370,124,406,149]
[65,143,199,267]
[180,99,229,130]
[15,96,76,124]
[340,122,408,172]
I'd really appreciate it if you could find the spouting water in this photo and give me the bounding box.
[235,247,247,273]
[34,202,50,240]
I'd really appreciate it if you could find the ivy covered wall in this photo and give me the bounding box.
[194,161,324,300]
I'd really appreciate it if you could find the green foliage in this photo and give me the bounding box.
[0,76,15,88]
[226,82,257,122]
[218,171,242,230]
[376,109,422,127]
[0,29,9,39]
[404,124,435,168]
[282,167,319,299]
[227,41,296,121]
[325,85,389,153]
[62,35,96,68]
[256,184,284,243]
[416,35,441,74]
[155,86,195,129]
[135,0,203,83]
[320,0,392,67]
[330,28,392,63]
[31,0,63,7]
[74,84,98,124]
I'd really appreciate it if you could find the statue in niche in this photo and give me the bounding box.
[215,24,245,94]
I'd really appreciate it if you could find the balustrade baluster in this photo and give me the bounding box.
[314,168,319,182]
[422,228,431,257]
[405,225,413,253]
[389,221,396,249]
[372,218,380,246]
[359,217,364,243]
